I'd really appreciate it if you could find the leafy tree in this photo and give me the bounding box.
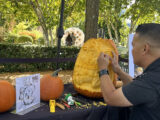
[125,0,160,34]
[0,1,16,31]
[99,0,129,45]
[1,0,160,48]
[1,0,85,46]
[99,0,160,47]
[64,0,85,31]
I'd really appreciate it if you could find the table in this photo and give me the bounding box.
[0,84,130,120]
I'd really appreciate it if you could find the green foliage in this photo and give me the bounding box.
[64,0,85,30]
[1,0,160,47]
[16,35,33,43]
[0,43,80,72]
[37,37,45,45]
[31,29,43,39]
[117,45,128,54]
[5,33,19,43]
[0,14,5,26]
[12,22,33,34]
[99,0,160,47]
[15,22,29,31]
[137,12,160,25]
[119,21,129,47]
[99,0,129,45]
[0,1,14,24]
[19,31,37,40]
[124,0,160,33]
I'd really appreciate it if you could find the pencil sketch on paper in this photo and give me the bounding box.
[16,74,40,113]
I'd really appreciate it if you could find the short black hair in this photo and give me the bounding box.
[136,23,160,44]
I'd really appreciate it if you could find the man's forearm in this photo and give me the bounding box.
[100,74,116,103]
[117,68,133,85]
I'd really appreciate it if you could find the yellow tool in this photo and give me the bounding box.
[49,100,55,113]
[56,102,65,110]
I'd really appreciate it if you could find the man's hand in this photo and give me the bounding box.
[97,52,110,71]
[109,51,121,74]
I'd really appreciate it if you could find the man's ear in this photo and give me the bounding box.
[143,43,150,55]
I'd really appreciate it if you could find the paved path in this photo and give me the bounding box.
[0,70,73,85]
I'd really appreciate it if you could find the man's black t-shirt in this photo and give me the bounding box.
[122,58,160,120]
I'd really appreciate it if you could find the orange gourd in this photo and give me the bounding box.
[40,68,64,101]
[0,80,16,112]
[72,38,118,98]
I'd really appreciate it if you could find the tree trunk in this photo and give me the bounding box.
[85,0,100,41]
[111,22,119,45]
[42,27,49,46]
[49,29,54,46]
[30,0,50,46]
[106,21,113,40]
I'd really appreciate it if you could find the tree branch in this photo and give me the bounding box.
[63,0,80,22]
[111,22,119,44]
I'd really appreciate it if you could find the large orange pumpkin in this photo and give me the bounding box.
[72,38,119,98]
[40,68,64,101]
[0,80,16,112]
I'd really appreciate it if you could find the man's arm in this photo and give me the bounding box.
[116,67,133,85]
[109,52,133,85]
[100,74,133,106]
[97,52,155,107]
[97,52,133,106]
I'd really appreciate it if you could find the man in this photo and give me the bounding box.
[97,23,160,120]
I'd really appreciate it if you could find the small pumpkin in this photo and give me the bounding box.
[40,68,64,101]
[0,80,16,113]
[72,38,119,98]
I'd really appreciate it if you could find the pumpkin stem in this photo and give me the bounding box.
[52,68,62,76]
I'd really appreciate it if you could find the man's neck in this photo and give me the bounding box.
[142,56,160,69]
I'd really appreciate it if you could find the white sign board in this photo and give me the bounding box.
[128,34,134,77]
[16,74,40,114]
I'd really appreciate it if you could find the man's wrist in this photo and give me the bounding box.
[99,69,109,78]
[115,67,122,75]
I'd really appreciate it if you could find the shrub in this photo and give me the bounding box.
[38,37,45,45]
[16,35,33,43]
[5,34,19,43]
[0,43,80,72]
[0,36,3,42]
[19,31,37,40]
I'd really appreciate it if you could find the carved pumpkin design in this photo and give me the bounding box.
[40,68,64,101]
[72,38,118,98]
[0,80,16,112]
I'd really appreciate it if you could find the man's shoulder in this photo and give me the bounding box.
[134,71,160,82]
[130,71,160,96]
[133,73,151,86]
[135,71,160,85]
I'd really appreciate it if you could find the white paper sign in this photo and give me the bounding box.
[16,74,40,113]
[128,34,135,77]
